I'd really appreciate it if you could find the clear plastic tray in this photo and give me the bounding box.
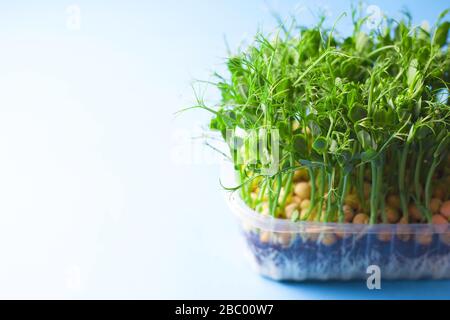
[220,162,450,281]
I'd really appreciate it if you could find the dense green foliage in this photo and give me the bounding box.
[197,8,450,223]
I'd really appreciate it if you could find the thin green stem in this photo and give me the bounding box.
[279,171,293,209]
[425,156,440,221]
[376,157,384,221]
[357,162,366,212]
[304,167,317,220]
[316,166,326,222]
[338,171,349,223]
[398,145,410,220]
[325,167,336,222]
[270,174,283,217]
[414,143,424,202]
[370,160,378,224]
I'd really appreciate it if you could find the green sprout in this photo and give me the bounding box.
[194,7,450,224]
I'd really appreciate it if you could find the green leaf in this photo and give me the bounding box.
[312,136,328,154]
[343,163,353,174]
[355,31,369,52]
[209,117,221,131]
[278,121,290,138]
[407,59,419,88]
[227,57,244,75]
[318,116,331,129]
[361,149,378,162]
[357,130,375,150]
[329,139,338,153]
[373,109,387,124]
[434,21,450,47]
[337,150,352,167]
[299,159,323,168]
[308,120,322,136]
[293,134,308,157]
[348,104,367,123]
[416,125,432,139]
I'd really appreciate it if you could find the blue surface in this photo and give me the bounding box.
[0,0,449,299]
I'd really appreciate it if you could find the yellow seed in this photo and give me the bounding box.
[278,233,291,246]
[278,189,292,204]
[343,204,354,222]
[294,181,311,200]
[377,231,392,242]
[306,233,320,242]
[303,127,311,135]
[408,204,423,222]
[321,233,337,246]
[261,202,270,216]
[440,200,450,219]
[430,198,442,215]
[432,214,448,224]
[292,196,302,204]
[300,208,317,221]
[284,202,299,220]
[335,230,352,239]
[293,168,309,182]
[416,232,433,246]
[386,194,401,210]
[353,213,369,224]
[300,199,311,210]
[396,216,411,242]
[385,206,400,224]
[259,231,271,243]
[344,193,360,211]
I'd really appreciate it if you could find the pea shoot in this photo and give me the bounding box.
[195,7,450,224]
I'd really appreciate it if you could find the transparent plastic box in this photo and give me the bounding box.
[221,162,450,281]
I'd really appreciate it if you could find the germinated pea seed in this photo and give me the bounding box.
[259,231,271,243]
[343,205,354,222]
[300,199,311,210]
[377,231,392,242]
[408,204,422,222]
[284,202,298,220]
[433,186,445,200]
[430,198,442,215]
[344,193,360,211]
[321,234,337,246]
[432,214,448,224]
[440,201,450,219]
[385,206,400,223]
[353,213,369,224]
[294,182,311,200]
[416,232,433,246]
[386,194,401,210]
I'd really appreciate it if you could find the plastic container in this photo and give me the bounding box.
[220,162,450,281]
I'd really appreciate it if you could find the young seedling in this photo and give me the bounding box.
[193,7,450,224]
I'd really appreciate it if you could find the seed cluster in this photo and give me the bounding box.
[197,8,450,224]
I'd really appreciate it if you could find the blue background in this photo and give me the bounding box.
[0,0,449,299]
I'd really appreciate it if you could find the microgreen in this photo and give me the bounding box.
[194,7,450,223]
